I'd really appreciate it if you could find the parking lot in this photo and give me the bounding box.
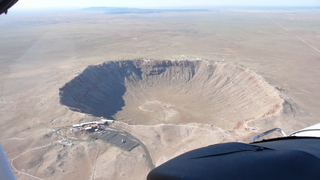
[91,130,140,151]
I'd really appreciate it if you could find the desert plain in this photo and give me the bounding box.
[0,7,320,179]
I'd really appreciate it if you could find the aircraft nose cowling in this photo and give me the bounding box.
[147,138,320,180]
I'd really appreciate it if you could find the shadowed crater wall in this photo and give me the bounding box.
[59,59,283,129]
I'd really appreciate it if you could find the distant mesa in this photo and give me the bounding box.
[81,7,209,14]
[59,59,283,129]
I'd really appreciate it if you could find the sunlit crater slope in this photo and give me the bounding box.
[59,59,283,129]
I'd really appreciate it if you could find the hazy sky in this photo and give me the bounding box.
[14,0,320,8]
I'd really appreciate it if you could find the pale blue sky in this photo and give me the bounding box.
[14,0,320,8]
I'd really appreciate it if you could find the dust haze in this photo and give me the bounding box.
[1,7,320,179]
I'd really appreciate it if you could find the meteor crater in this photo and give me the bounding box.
[59,59,283,129]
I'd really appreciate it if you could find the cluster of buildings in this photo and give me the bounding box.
[71,119,115,132]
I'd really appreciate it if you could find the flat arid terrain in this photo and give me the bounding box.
[1,7,320,179]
